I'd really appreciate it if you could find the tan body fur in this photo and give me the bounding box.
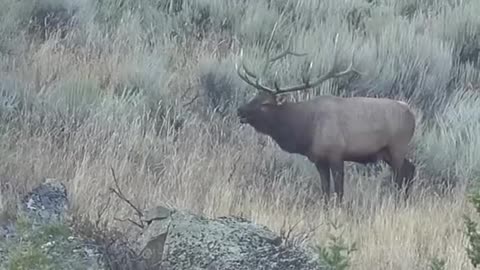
[236,36,416,203]
[238,93,416,203]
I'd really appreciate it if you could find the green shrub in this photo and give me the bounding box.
[0,0,77,52]
[198,55,247,116]
[464,189,480,268]
[429,256,447,270]
[315,219,357,270]
[1,215,103,270]
[416,91,480,186]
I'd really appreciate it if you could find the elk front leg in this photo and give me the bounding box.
[315,161,331,203]
[330,160,345,203]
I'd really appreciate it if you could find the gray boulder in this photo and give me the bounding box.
[134,206,324,270]
[2,180,325,270]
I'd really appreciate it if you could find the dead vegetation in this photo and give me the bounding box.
[1,0,480,269]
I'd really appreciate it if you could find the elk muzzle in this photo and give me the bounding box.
[237,107,248,124]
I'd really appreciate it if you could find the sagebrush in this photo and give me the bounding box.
[1,0,480,269]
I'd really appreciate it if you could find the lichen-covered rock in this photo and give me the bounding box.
[0,179,106,270]
[21,178,69,225]
[1,178,69,239]
[4,180,324,270]
[134,206,324,270]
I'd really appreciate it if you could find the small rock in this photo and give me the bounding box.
[41,241,55,249]
[142,206,172,224]
[20,178,69,225]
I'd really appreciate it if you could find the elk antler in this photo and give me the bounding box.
[235,41,308,94]
[236,33,362,95]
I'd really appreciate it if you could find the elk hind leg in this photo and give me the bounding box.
[330,159,345,204]
[315,161,331,204]
[384,148,411,197]
[401,158,415,195]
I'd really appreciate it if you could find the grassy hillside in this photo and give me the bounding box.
[1,0,480,269]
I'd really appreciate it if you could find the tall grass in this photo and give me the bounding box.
[1,0,480,269]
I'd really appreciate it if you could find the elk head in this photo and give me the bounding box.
[237,92,286,125]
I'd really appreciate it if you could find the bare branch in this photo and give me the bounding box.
[109,167,145,228]
[114,217,144,229]
[95,194,112,227]
[282,219,302,245]
[182,93,199,108]
[226,155,241,183]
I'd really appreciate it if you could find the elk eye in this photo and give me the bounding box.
[260,104,271,112]
[261,100,272,105]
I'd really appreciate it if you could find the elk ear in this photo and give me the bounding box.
[276,95,287,105]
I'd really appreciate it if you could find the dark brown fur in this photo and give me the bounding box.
[237,92,416,203]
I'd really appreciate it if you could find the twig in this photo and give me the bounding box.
[179,84,193,100]
[183,93,200,108]
[281,218,320,248]
[226,155,241,183]
[109,167,145,228]
[284,219,302,244]
[114,217,144,229]
[95,194,111,227]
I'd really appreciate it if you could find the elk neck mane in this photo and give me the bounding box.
[256,102,312,155]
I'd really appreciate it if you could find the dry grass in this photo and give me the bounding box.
[1,0,480,269]
[0,45,475,268]
[0,93,475,269]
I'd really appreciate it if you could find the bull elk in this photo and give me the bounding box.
[235,36,416,203]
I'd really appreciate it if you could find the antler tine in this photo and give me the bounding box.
[236,64,276,93]
[241,61,260,80]
[348,46,364,76]
[273,33,362,95]
[269,49,308,62]
[235,49,276,93]
[269,43,308,63]
[236,38,308,94]
[236,33,362,96]
[329,33,341,73]
[326,45,359,78]
[269,33,308,63]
